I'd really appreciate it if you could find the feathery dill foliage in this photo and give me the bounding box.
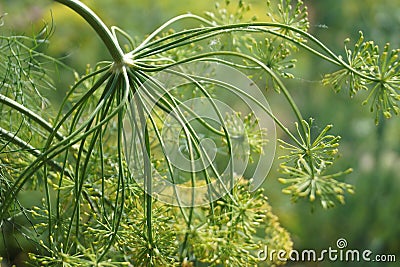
[0,24,65,206]
[0,0,398,266]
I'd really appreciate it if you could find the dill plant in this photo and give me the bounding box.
[0,0,398,266]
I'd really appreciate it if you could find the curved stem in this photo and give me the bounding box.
[0,94,64,141]
[131,50,307,144]
[132,13,213,54]
[133,21,380,84]
[54,0,124,63]
[135,96,154,249]
[0,127,65,174]
[0,69,130,220]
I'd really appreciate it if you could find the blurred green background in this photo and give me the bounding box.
[1,0,399,266]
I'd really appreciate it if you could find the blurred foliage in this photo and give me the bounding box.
[275,1,400,266]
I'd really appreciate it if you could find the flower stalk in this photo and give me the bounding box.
[54,0,125,63]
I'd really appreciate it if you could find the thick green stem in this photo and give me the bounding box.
[0,94,64,141]
[54,0,124,63]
